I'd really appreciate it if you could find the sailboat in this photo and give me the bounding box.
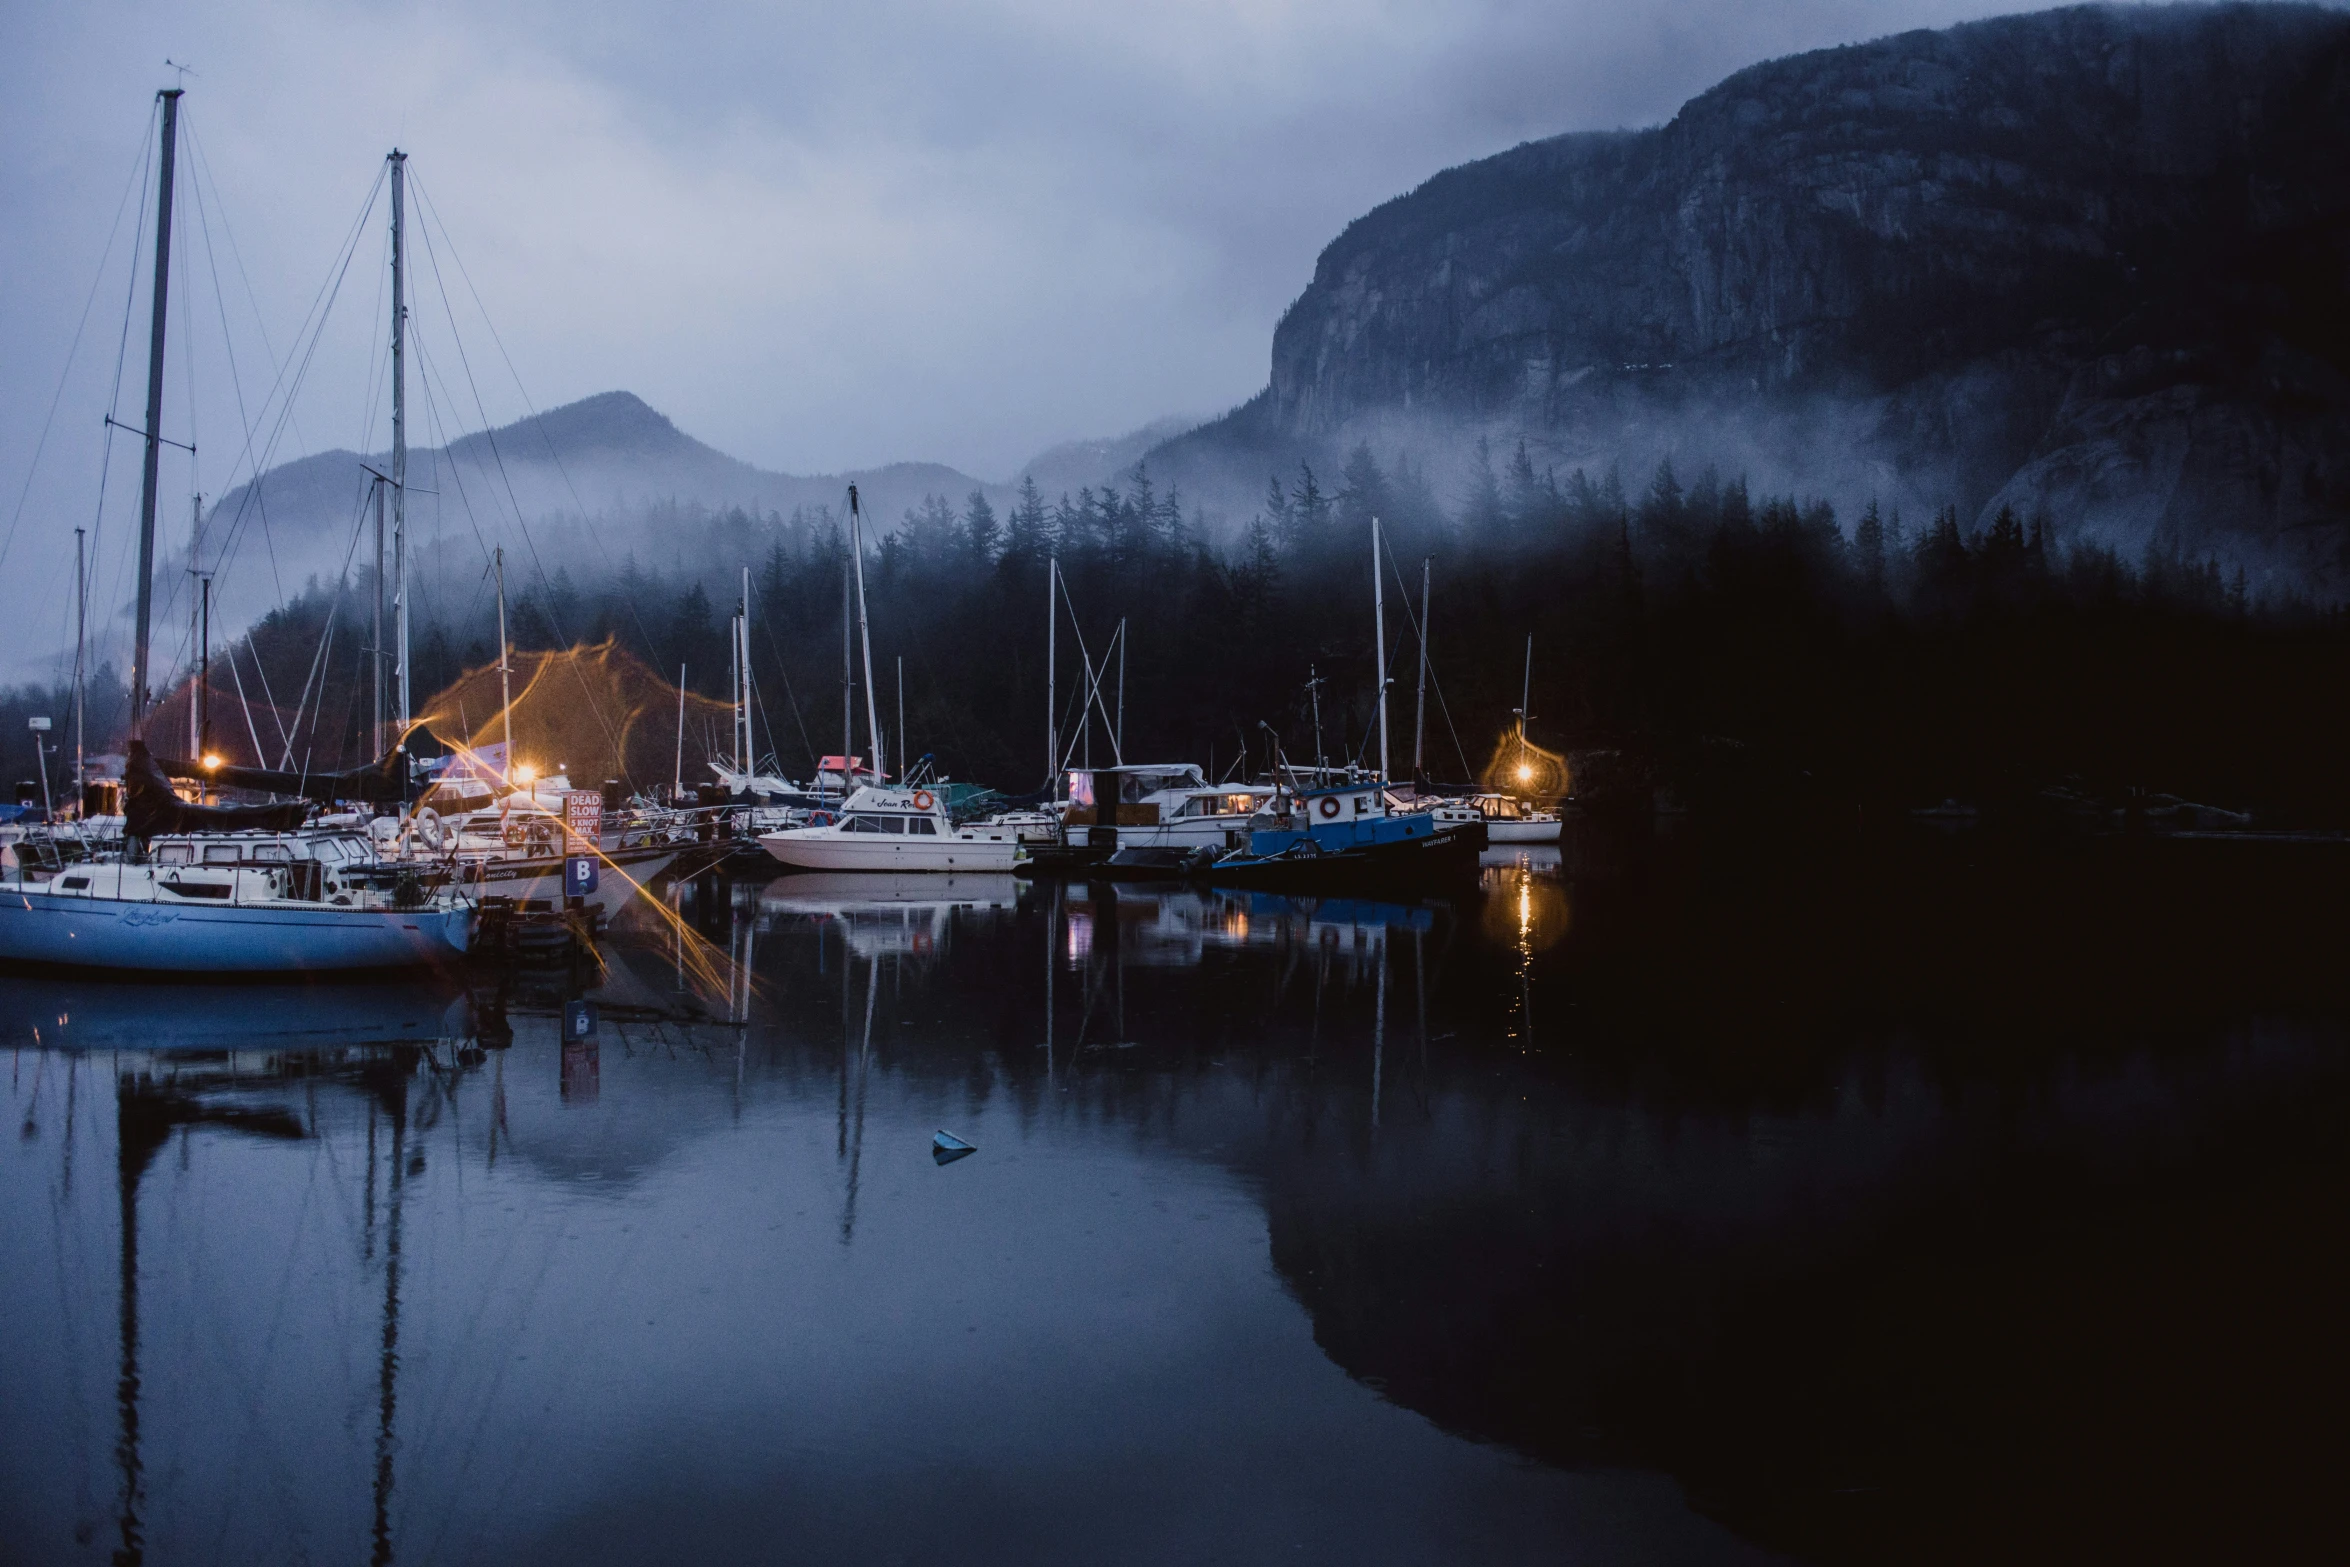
[1207,516,1481,889]
[758,487,1024,873]
[0,99,474,972]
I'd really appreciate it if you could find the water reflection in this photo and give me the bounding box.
[5,835,2347,1565]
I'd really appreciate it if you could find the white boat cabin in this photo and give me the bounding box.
[1063,765,1278,848]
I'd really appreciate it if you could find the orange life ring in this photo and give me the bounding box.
[810,810,832,827]
[1317,796,1341,819]
[911,789,934,812]
[502,821,527,848]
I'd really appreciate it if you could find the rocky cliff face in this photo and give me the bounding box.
[1192,3,2350,588]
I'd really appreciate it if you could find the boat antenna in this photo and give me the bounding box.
[129,86,183,737]
[1306,666,1325,773]
[1258,720,1308,801]
[847,484,884,782]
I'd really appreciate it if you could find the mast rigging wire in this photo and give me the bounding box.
[0,105,157,581]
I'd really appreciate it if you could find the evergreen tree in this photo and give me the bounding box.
[962,490,1001,562]
[1855,499,1887,591]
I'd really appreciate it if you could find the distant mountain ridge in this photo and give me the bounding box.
[1152,2,2350,589]
[207,390,1000,553]
[192,391,1199,632]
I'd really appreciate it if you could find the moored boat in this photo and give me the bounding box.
[757,785,1024,872]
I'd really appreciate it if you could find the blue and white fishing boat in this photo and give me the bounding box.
[1206,777,1480,888]
[1210,517,1481,888]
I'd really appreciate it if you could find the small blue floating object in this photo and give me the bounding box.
[932,1129,977,1165]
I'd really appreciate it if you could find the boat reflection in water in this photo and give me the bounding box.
[757,871,1022,962]
[0,972,472,1053]
[6,833,2347,1566]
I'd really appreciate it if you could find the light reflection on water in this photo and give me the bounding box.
[2,835,2346,1565]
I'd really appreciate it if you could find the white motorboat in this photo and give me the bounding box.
[757,785,1024,872]
[0,827,471,973]
[1431,793,1563,844]
[1060,764,1279,852]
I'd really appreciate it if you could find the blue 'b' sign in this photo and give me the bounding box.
[565,855,599,896]
[564,1000,598,1040]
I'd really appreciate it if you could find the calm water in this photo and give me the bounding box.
[4,830,2346,1565]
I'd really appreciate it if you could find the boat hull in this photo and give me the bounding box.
[1205,823,1483,891]
[1487,819,1562,844]
[757,831,1021,873]
[464,846,680,913]
[0,888,471,973]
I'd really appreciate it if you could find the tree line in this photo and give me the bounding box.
[6,438,2343,824]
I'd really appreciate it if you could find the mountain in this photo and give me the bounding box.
[1012,415,1201,500]
[187,391,1003,630]
[205,391,992,554]
[1155,3,2350,590]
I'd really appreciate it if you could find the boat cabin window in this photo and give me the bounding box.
[908,817,938,836]
[251,844,293,864]
[878,815,906,835]
[842,814,882,833]
[156,843,192,866]
[313,839,345,863]
[1118,769,1204,803]
[202,844,243,865]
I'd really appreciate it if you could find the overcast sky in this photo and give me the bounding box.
[1,0,2051,673]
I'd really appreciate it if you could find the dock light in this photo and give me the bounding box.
[202,753,223,771]
[1515,763,1534,783]
[513,763,538,785]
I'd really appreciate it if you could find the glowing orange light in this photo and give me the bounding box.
[201,753,223,770]
[1515,763,1534,783]
[513,763,538,785]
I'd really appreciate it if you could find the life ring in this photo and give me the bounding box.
[911,790,934,812]
[416,808,445,851]
[809,810,832,827]
[1317,796,1341,819]
[502,820,528,849]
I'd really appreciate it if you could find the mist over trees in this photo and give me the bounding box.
[11,438,2345,824]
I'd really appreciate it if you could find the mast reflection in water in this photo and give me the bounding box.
[3,823,2346,1564]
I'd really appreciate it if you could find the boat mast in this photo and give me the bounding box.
[73,527,87,799]
[373,478,388,751]
[1116,618,1125,757]
[840,536,852,794]
[1372,516,1390,783]
[186,493,200,756]
[737,565,752,777]
[389,150,409,733]
[847,484,884,781]
[495,545,510,778]
[198,573,210,763]
[1045,556,1057,793]
[1413,557,1430,783]
[1520,633,1533,753]
[129,87,183,737]
[673,663,686,800]
[896,655,904,786]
